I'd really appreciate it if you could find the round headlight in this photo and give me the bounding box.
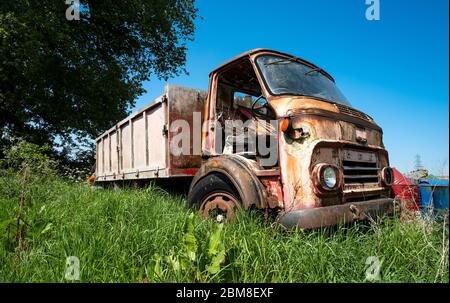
[381,167,393,186]
[322,166,337,189]
[312,164,342,193]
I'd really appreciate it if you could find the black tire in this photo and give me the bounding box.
[187,173,240,209]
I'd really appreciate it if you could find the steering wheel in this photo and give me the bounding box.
[251,95,268,114]
[251,96,273,120]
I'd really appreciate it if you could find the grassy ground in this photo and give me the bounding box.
[0,173,448,283]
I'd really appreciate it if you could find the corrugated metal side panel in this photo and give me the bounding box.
[95,85,206,182]
[146,103,167,170]
[132,115,146,169]
[103,135,110,173]
[120,122,132,171]
[96,95,168,182]
[110,131,118,173]
[96,139,103,175]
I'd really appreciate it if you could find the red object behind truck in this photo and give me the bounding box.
[391,168,421,211]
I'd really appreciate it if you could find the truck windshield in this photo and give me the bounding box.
[256,55,351,106]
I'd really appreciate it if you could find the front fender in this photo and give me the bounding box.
[189,155,267,209]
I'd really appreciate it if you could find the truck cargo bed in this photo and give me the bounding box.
[95,85,206,182]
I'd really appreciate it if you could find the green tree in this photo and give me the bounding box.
[0,0,198,159]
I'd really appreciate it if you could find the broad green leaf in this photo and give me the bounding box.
[206,223,226,274]
[207,223,224,257]
[183,213,197,261]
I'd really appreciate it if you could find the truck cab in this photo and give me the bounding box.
[188,48,396,228]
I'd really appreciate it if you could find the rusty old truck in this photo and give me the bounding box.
[94,49,396,229]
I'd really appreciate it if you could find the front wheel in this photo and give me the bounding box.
[187,174,241,222]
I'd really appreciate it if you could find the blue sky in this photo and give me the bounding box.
[134,0,449,175]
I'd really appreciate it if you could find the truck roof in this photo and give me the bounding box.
[209,48,335,82]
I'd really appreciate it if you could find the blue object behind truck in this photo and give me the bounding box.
[418,180,449,211]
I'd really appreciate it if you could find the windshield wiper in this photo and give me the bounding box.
[264,57,299,66]
[304,67,323,76]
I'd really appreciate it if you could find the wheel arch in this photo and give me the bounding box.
[189,155,268,209]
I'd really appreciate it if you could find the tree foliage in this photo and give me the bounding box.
[0,0,198,158]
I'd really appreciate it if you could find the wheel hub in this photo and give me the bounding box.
[200,192,239,222]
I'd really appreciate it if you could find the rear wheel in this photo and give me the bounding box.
[188,174,241,222]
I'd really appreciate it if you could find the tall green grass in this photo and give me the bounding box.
[0,174,448,282]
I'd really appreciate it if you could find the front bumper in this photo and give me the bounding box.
[278,198,397,229]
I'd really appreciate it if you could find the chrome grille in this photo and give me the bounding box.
[343,161,379,184]
[342,149,379,184]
